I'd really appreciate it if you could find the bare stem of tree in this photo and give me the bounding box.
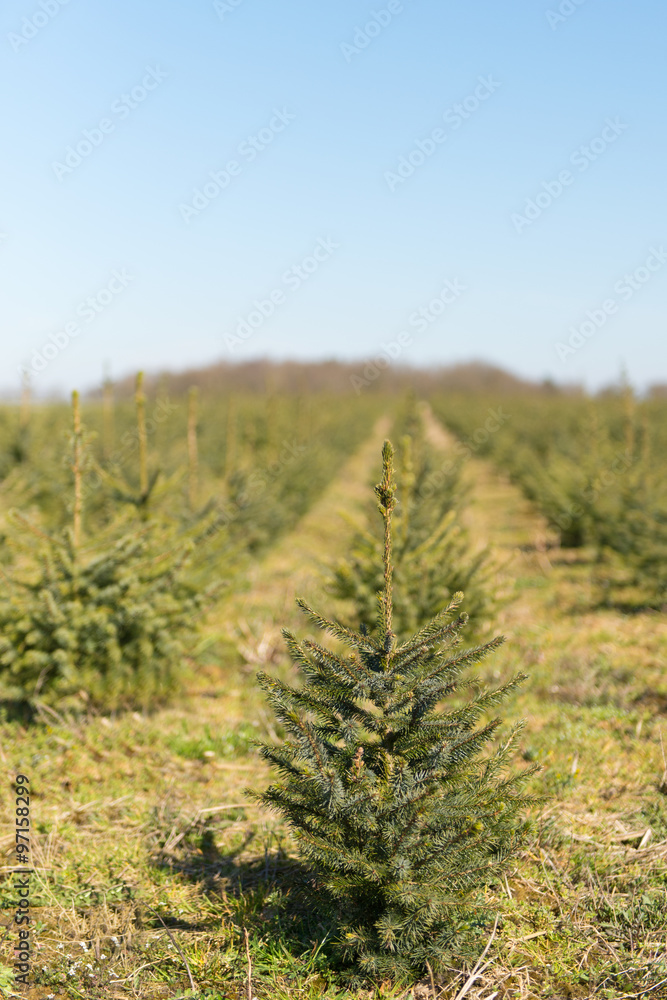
[136,371,148,496]
[72,390,83,549]
[188,386,199,511]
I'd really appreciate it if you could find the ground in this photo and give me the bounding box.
[1,405,665,999]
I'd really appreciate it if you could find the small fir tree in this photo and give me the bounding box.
[3,371,32,472]
[0,392,219,710]
[250,441,540,980]
[330,433,495,638]
[187,386,199,512]
[93,371,186,522]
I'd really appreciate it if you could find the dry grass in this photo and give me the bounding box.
[0,406,666,999]
[421,403,667,999]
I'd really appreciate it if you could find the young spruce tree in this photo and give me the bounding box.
[329,432,495,638]
[0,392,218,711]
[251,441,540,980]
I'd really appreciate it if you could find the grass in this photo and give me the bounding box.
[0,406,666,998]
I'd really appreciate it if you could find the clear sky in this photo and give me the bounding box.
[2,0,665,396]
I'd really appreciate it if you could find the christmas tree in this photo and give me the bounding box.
[250,440,540,980]
[329,431,496,639]
[0,392,219,711]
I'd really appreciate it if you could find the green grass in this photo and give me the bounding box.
[0,403,666,998]
[165,722,258,762]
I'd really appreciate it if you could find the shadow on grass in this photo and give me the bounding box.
[0,699,37,725]
[150,827,339,971]
[556,588,667,617]
[589,597,667,615]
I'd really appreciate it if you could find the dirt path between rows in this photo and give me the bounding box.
[418,400,667,697]
[419,399,547,553]
[217,414,392,659]
[418,400,559,640]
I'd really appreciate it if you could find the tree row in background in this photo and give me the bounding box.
[430,385,667,608]
[329,394,500,640]
[0,378,385,710]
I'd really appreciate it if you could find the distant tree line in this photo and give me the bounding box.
[88,359,581,399]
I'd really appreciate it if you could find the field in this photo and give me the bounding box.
[0,382,666,999]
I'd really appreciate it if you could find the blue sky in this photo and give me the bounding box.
[1,0,665,395]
